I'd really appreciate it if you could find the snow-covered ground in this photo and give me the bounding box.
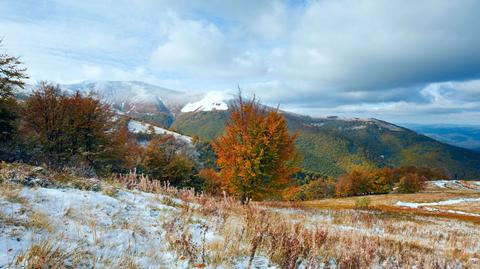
[1,163,480,268]
[0,182,280,268]
[0,187,175,267]
[396,198,480,208]
[396,198,480,217]
[128,120,192,143]
[1,182,480,267]
[428,180,480,190]
[0,185,244,268]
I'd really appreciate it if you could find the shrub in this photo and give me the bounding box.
[284,177,336,201]
[198,168,223,195]
[142,135,198,188]
[396,173,426,193]
[354,197,371,209]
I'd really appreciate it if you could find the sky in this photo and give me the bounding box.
[1,0,479,124]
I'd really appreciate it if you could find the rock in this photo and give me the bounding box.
[23,176,51,187]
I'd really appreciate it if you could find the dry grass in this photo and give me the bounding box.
[102,185,119,197]
[28,211,52,231]
[156,187,480,268]
[105,173,480,267]
[431,202,480,214]
[297,191,480,224]
[302,191,480,209]
[2,164,479,268]
[0,183,27,204]
[13,238,90,269]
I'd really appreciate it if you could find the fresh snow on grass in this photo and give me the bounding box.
[0,186,205,268]
[1,176,480,268]
[396,197,480,217]
[434,180,449,188]
[396,198,480,208]
[128,119,192,143]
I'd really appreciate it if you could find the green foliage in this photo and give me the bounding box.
[142,135,200,189]
[0,40,28,101]
[0,40,28,153]
[193,139,218,170]
[172,110,480,179]
[354,197,371,209]
[0,98,18,141]
[171,111,228,141]
[396,173,426,193]
[136,112,174,128]
[287,177,336,201]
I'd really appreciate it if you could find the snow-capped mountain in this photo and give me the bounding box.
[181,91,230,113]
[19,80,231,116]
[61,81,200,114]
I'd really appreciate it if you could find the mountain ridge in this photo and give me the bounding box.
[16,80,480,179]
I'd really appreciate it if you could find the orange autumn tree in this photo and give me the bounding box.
[214,95,301,203]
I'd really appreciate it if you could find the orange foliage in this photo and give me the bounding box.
[213,95,300,202]
[198,168,223,195]
[22,82,113,168]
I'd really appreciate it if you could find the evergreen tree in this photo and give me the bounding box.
[0,40,28,148]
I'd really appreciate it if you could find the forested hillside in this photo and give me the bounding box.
[172,111,480,179]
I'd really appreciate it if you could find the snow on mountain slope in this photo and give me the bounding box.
[128,119,192,143]
[63,81,177,102]
[181,91,230,112]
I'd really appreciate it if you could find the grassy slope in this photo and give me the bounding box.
[2,163,480,268]
[171,111,480,179]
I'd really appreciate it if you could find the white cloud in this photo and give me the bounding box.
[150,16,266,78]
[1,0,480,124]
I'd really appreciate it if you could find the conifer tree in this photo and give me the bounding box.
[0,40,28,143]
[214,95,300,203]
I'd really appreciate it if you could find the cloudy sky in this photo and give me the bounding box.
[1,0,480,124]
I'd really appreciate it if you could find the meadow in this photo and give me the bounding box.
[1,163,479,268]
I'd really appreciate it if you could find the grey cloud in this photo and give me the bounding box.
[1,0,480,124]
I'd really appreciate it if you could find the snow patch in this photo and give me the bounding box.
[181,91,230,112]
[128,120,192,143]
[434,180,449,188]
[396,198,480,208]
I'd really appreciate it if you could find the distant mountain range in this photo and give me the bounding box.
[18,81,480,179]
[402,124,480,152]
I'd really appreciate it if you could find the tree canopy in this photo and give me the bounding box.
[214,95,300,203]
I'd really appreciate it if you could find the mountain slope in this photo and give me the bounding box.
[172,111,480,179]
[61,80,198,113]
[17,80,480,179]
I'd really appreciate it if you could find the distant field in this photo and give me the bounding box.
[296,180,480,223]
